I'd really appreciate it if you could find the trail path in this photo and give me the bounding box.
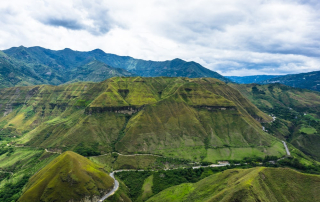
[282,141,291,156]
[45,149,61,154]
[0,170,13,175]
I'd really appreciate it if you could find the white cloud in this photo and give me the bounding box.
[0,0,320,75]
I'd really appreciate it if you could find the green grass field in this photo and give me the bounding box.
[299,126,317,135]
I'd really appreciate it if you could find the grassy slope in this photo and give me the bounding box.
[0,77,283,162]
[115,78,279,161]
[18,151,114,202]
[0,148,60,202]
[147,167,320,202]
[231,83,320,161]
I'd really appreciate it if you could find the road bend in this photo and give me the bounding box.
[98,172,119,202]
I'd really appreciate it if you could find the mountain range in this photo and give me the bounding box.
[0,46,229,89]
[259,71,320,92]
[228,71,320,92]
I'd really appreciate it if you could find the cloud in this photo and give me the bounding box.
[41,18,84,30]
[0,0,319,76]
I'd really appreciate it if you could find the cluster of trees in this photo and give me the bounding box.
[0,147,14,156]
[74,143,100,156]
[116,171,152,200]
[152,167,220,194]
[0,175,29,202]
[277,157,320,174]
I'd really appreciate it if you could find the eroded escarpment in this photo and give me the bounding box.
[193,105,237,111]
[85,105,144,115]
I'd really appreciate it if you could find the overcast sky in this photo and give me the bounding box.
[1,0,320,76]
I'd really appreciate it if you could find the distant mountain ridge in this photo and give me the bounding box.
[259,70,320,92]
[0,46,229,88]
[227,75,281,84]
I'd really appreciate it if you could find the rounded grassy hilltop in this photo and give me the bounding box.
[18,151,114,202]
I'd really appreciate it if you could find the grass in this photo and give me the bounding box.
[114,155,158,170]
[147,167,320,202]
[139,175,154,201]
[299,126,317,135]
[204,142,285,163]
[18,151,114,202]
[0,77,284,163]
[0,148,42,169]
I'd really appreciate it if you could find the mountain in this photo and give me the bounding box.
[231,83,320,161]
[0,46,229,88]
[147,167,320,202]
[260,71,320,92]
[69,60,135,83]
[0,51,49,88]
[227,75,281,84]
[0,77,284,163]
[18,151,114,202]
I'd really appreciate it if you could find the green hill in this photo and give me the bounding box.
[147,167,320,202]
[18,151,114,202]
[0,77,283,162]
[231,83,320,161]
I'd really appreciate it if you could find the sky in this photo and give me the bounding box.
[0,0,320,76]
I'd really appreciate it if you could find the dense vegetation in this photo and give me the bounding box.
[117,171,152,201]
[0,175,29,202]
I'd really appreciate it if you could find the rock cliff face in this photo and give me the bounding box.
[0,77,280,162]
[85,105,144,115]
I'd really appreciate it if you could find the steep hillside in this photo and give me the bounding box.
[0,77,281,162]
[231,83,320,115]
[147,167,320,202]
[231,83,320,161]
[260,71,320,92]
[18,151,114,202]
[227,75,280,84]
[0,52,51,88]
[69,60,134,83]
[1,46,230,87]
